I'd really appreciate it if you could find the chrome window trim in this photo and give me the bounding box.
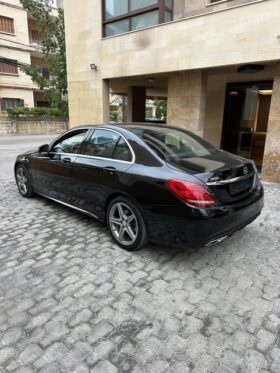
[48,152,134,165]
[206,172,255,186]
[48,127,136,165]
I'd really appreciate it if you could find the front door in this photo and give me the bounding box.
[33,129,89,202]
[222,81,273,170]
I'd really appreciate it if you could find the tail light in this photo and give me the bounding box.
[167,179,219,208]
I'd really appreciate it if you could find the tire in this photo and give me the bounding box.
[15,164,34,198]
[107,196,148,251]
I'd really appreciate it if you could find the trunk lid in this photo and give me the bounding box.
[167,150,257,204]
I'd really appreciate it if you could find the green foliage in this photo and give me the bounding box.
[6,107,66,117]
[19,0,68,116]
[155,100,167,121]
[110,110,119,122]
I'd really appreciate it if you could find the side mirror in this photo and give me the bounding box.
[38,144,49,154]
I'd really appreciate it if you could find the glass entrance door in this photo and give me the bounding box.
[222,81,273,170]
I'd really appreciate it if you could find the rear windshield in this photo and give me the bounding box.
[130,126,217,162]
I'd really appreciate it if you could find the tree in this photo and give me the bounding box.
[19,0,68,116]
[155,99,167,121]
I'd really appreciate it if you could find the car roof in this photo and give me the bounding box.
[73,123,184,134]
[73,123,164,129]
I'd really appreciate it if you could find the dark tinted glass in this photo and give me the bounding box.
[113,137,132,162]
[83,129,120,158]
[130,126,216,162]
[52,130,87,154]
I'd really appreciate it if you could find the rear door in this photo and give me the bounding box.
[70,129,134,220]
[33,129,89,202]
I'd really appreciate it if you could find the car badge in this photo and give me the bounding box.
[208,176,220,182]
[243,166,249,175]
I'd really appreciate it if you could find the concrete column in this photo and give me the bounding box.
[167,70,207,137]
[65,0,110,128]
[126,87,133,122]
[68,78,109,128]
[262,67,280,183]
[132,86,146,122]
[126,86,146,123]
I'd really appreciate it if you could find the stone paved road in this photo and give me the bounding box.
[0,135,280,373]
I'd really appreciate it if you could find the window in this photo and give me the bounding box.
[130,126,216,162]
[0,60,18,75]
[106,20,129,37]
[131,0,157,11]
[42,68,50,80]
[0,16,15,34]
[31,29,43,45]
[131,11,159,31]
[83,129,132,162]
[36,101,50,108]
[103,0,173,37]
[1,98,22,110]
[51,130,88,154]
[83,129,120,158]
[105,0,128,19]
[113,137,133,162]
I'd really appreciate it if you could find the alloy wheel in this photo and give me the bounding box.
[16,167,28,196]
[109,202,139,246]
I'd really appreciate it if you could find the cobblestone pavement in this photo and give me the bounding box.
[0,135,280,373]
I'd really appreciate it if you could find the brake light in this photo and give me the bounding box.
[167,179,218,208]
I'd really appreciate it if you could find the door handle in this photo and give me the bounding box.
[62,157,72,165]
[103,166,116,175]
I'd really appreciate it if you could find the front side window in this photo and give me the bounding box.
[51,130,88,154]
[103,0,173,37]
[83,129,133,162]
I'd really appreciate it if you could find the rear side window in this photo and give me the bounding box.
[113,137,132,162]
[83,129,119,158]
[83,129,133,162]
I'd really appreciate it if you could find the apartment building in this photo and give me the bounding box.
[0,0,63,111]
[64,0,280,182]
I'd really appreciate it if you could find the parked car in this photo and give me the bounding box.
[15,124,264,250]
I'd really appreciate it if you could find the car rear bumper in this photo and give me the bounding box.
[145,186,264,248]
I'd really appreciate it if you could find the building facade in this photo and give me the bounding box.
[64,0,280,182]
[0,0,63,111]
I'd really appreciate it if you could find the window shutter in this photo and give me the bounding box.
[20,99,24,107]
[0,16,15,34]
[0,60,18,74]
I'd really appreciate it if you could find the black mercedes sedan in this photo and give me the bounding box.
[15,124,264,251]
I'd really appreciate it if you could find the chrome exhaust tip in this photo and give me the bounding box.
[205,236,228,247]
